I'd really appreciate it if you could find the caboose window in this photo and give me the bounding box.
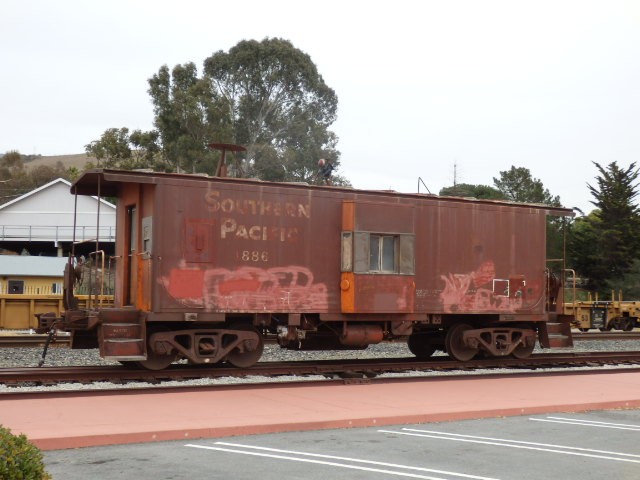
[341,232,353,271]
[351,232,414,275]
[369,235,397,273]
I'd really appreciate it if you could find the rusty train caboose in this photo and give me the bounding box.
[40,167,575,369]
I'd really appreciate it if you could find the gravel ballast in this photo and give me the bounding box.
[2,333,640,393]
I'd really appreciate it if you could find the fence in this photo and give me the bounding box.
[0,225,115,242]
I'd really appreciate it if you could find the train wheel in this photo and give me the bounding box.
[137,350,178,370]
[511,336,535,359]
[137,327,178,370]
[445,324,478,362]
[511,325,536,359]
[407,334,437,359]
[578,328,590,332]
[622,319,635,332]
[225,325,264,368]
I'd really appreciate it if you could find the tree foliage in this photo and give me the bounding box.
[148,63,229,173]
[0,151,71,205]
[439,183,505,200]
[85,38,344,184]
[0,425,51,479]
[440,167,561,205]
[121,37,343,184]
[570,162,640,293]
[85,127,160,170]
[493,166,561,206]
[202,38,340,183]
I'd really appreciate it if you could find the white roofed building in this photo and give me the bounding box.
[0,178,115,257]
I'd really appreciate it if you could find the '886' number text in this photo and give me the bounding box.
[239,250,269,263]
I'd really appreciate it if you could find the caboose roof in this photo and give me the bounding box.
[71,169,575,217]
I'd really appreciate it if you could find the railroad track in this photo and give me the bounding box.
[1,331,637,349]
[0,334,70,348]
[2,351,640,387]
[573,331,640,340]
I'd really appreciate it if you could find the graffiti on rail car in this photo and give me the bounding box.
[160,265,328,311]
[439,260,526,313]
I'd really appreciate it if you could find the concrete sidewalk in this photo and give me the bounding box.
[2,370,639,450]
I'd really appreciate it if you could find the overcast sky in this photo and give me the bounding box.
[3,0,639,214]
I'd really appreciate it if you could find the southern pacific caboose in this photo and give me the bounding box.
[40,167,574,369]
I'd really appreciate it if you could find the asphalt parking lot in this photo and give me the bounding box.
[44,409,640,479]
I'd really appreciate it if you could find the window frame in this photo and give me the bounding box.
[344,231,415,275]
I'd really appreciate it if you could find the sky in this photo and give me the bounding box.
[2,0,639,215]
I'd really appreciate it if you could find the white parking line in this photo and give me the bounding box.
[185,442,502,480]
[530,416,640,431]
[377,428,640,464]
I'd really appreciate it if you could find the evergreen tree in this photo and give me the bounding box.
[493,166,560,206]
[569,161,640,293]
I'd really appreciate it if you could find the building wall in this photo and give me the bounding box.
[0,179,116,243]
[0,275,63,295]
[0,294,112,330]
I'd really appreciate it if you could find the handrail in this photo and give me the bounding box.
[417,177,431,194]
[563,268,577,310]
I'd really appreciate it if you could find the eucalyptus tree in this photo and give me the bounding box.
[202,38,340,183]
[148,62,231,174]
[86,38,344,183]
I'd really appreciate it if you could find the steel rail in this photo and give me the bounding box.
[572,331,640,341]
[0,335,70,348]
[0,331,637,349]
[2,351,640,387]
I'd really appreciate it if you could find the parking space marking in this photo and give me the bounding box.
[378,428,640,464]
[185,442,502,480]
[530,416,640,431]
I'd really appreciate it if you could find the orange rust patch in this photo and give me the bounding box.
[169,269,204,298]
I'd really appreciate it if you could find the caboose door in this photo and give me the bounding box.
[340,200,416,313]
[125,205,138,305]
[120,181,155,311]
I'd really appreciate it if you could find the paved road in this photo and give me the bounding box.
[44,409,640,479]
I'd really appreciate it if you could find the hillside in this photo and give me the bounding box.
[24,153,97,170]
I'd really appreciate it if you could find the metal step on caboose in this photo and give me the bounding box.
[98,308,147,361]
[538,314,574,348]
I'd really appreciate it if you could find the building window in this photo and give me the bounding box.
[8,280,24,294]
